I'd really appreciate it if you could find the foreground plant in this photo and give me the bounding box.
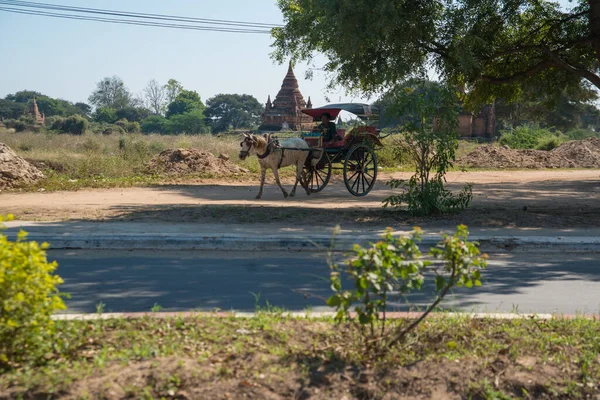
[327,225,487,357]
[0,214,66,369]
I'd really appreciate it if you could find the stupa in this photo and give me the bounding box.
[26,97,45,125]
[259,62,314,131]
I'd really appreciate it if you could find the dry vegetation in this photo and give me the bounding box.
[0,128,485,191]
[0,128,263,190]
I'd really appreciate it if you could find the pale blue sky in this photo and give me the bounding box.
[0,0,575,108]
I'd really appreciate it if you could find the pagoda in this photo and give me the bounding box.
[259,62,314,131]
[26,97,45,125]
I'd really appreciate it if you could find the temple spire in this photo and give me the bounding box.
[306,96,312,109]
[265,95,272,111]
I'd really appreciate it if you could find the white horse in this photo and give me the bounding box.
[239,133,321,199]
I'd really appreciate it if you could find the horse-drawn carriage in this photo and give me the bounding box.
[239,102,384,199]
[300,103,383,197]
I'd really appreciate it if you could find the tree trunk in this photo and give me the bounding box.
[591,0,600,67]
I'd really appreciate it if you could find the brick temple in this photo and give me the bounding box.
[259,62,314,131]
[26,97,45,125]
[457,103,495,138]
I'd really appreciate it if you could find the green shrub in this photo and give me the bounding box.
[0,215,66,368]
[499,125,561,149]
[566,128,600,140]
[46,115,65,131]
[61,115,88,135]
[102,124,126,135]
[383,81,472,215]
[327,225,487,357]
[126,121,141,134]
[535,136,564,151]
[141,115,167,134]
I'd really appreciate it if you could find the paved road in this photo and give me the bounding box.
[49,250,600,315]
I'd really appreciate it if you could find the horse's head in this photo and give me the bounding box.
[239,133,256,160]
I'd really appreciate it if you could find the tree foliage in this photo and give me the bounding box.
[2,91,85,118]
[166,90,205,118]
[272,0,600,108]
[88,76,134,110]
[165,79,184,104]
[166,109,209,134]
[205,94,263,132]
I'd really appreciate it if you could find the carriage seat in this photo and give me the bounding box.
[323,129,347,149]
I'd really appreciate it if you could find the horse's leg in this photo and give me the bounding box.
[290,161,300,197]
[256,168,266,199]
[290,156,306,197]
[272,167,288,198]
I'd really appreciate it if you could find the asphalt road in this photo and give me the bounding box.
[49,250,600,315]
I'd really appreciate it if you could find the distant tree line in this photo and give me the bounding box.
[0,76,264,135]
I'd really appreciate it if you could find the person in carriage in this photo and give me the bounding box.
[316,112,343,144]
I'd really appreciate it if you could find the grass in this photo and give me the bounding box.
[1,313,598,399]
[1,128,489,191]
[0,129,263,191]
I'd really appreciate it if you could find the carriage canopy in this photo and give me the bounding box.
[301,103,379,121]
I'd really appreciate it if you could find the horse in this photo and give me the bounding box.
[239,133,321,199]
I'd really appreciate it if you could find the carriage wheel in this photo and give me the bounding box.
[303,152,332,193]
[343,143,378,197]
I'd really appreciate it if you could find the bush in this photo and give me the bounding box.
[327,225,487,357]
[126,121,141,134]
[47,116,65,131]
[61,115,88,135]
[165,110,209,134]
[102,125,126,135]
[499,125,562,149]
[141,115,168,134]
[566,128,600,140]
[94,107,118,124]
[535,136,564,151]
[0,215,66,368]
[383,81,472,215]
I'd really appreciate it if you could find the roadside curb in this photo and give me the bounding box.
[53,311,600,321]
[10,232,600,252]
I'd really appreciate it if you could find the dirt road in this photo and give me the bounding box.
[1,170,599,229]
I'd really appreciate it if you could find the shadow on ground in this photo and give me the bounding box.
[51,249,600,315]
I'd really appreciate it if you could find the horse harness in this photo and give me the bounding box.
[257,136,286,169]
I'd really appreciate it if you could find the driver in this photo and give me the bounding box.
[318,112,342,142]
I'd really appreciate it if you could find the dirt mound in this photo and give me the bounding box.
[551,137,600,168]
[148,148,249,176]
[458,146,573,169]
[0,142,44,189]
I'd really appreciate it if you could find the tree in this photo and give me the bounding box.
[88,76,133,110]
[272,0,600,109]
[165,79,184,104]
[165,109,209,134]
[144,79,166,115]
[141,115,168,134]
[74,102,92,118]
[115,106,151,123]
[166,90,205,118]
[205,94,263,132]
[0,99,24,120]
[382,80,472,215]
[495,83,600,131]
[94,107,118,124]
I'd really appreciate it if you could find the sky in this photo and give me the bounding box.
[0,0,368,108]
[0,0,575,109]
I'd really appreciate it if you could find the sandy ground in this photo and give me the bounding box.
[1,170,599,228]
